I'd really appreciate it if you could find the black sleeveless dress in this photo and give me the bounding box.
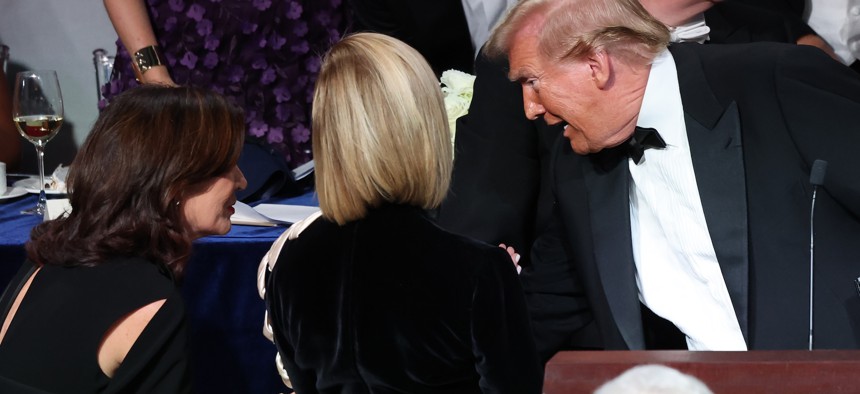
[0,257,190,393]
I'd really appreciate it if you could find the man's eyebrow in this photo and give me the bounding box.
[508,67,528,82]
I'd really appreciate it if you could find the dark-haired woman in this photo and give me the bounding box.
[0,85,247,392]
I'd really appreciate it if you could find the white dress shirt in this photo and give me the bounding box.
[461,0,517,58]
[630,49,747,351]
[807,0,860,65]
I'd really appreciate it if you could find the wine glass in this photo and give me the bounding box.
[12,70,64,215]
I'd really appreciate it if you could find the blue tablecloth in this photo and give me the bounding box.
[0,191,318,393]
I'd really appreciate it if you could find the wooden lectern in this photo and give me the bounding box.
[544,350,860,393]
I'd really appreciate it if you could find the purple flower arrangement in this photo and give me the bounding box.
[102,0,350,169]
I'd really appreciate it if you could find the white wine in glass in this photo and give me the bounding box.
[12,70,64,216]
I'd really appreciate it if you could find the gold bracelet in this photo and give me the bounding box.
[132,45,166,82]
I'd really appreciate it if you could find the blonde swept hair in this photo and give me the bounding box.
[485,0,670,66]
[312,33,452,225]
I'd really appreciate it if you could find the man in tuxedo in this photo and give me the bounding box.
[441,0,820,271]
[480,0,860,356]
[438,0,852,361]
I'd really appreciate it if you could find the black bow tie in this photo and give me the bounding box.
[626,126,666,164]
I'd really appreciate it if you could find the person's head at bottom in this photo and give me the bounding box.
[594,364,714,394]
[29,85,248,277]
[312,32,452,223]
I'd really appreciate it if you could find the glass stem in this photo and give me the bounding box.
[35,143,46,215]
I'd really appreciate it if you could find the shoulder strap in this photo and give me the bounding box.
[0,261,37,324]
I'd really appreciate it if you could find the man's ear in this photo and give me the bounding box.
[586,48,612,89]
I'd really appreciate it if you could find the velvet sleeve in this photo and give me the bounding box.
[518,214,598,362]
[263,237,320,394]
[470,248,543,394]
[270,325,316,394]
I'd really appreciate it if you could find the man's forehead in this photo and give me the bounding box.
[508,57,539,82]
[507,24,544,81]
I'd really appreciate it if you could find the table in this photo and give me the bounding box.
[0,191,318,393]
[544,350,860,393]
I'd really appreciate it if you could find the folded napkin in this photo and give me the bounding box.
[44,198,71,221]
[49,164,69,193]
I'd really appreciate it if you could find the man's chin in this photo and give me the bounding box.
[568,140,592,155]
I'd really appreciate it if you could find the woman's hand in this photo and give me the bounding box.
[140,66,177,87]
[499,243,521,274]
[103,0,177,87]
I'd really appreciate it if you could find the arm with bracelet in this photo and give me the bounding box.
[103,0,176,86]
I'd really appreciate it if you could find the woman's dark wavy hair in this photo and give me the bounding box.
[26,85,245,277]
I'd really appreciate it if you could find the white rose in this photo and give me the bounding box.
[444,95,470,144]
[440,69,476,95]
[440,69,476,150]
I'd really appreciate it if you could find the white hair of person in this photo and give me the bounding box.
[594,364,714,394]
[484,0,670,66]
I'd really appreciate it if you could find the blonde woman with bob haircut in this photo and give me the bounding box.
[259,32,543,393]
[313,31,452,225]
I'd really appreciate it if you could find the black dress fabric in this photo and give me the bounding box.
[265,204,542,393]
[0,257,190,393]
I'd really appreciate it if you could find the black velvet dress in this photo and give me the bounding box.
[0,257,190,393]
[265,204,543,393]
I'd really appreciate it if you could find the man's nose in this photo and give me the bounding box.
[523,90,546,120]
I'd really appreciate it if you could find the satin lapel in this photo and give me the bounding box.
[673,44,750,341]
[579,149,645,349]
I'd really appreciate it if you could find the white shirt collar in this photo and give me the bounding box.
[669,13,710,44]
[637,49,683,147]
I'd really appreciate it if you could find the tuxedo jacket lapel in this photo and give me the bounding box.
[673,44,751,341]
[561,147,645,349]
